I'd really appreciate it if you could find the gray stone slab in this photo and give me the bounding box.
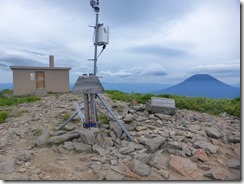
[151,97,175,108]
[146,97,176,115]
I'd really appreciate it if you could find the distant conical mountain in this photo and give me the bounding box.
[154,74,240,99]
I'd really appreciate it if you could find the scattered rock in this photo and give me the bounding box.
[161,141,182,151]
[92,144,109,156]
[0,93,240,180]
[149,151,169,170]
[73,142,93,153]
[13,128,26,138]
[124,121,137,131]
[79,129,98,145]
[227,132,240,143]
[145,136,166,152]
[192,113,206,122]
[169,155,203,179]
[35,130,51,147]
[123,114,134,122]
[49,131,80,145]
[119,146,135,154]
[99,137,113,149]
[63,141,74,150]
[111,159,118,166]
[16,150,33,162]
[188,124,201,133]
[110,121,123,138]
[205,127,222,139]
[130,160,150,176]
[0,159,16,173]
[192,149,208,162]
[227,159,240,170]
[135,153,152,164]
[203,168,226,180]
[75,162,92,172]
[105,170,124,180]
[193,141,219,154]
[158,169,170,179]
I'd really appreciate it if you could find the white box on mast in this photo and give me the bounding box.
[97,24,109,46]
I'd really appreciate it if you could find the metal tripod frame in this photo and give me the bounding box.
[57,93,133,141]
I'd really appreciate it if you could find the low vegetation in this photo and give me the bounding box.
[0,89,40,123]
[63,113,71,121]
[98,114,109,124]
[0,89,40,106]
[106,90,240,117]
[0,111,9,124]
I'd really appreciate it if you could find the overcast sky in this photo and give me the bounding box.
[0,0,241,86]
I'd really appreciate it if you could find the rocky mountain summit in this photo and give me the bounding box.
[0,93,240,180]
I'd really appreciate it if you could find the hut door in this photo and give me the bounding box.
[36,71,45,88]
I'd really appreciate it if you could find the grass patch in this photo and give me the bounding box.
[0,89,40,107]
[98,114,109,124]
[0,111,9,124]
[106,90,240,117]
[33,128,43,136]
[63,113,71,121]
[0,89,40,123]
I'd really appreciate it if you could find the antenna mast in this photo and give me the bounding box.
[90,0,100,75]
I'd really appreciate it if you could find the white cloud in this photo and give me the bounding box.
[164,0,239,60]
[191,62,240,74]
[99,63,166,78]
[0,0,240,86]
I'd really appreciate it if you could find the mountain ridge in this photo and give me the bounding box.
[153,74,240,99]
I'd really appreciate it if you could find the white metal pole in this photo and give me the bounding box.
[94,13,99,75]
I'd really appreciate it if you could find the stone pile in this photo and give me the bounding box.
[0,93,240,180]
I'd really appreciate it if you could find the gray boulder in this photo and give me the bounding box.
[17,150,33,162]
[228,159,240,170]
[130,160,150,176]
[0,159,16,173]
[63,141,74,150]
[124,121,137,131]
[204,168,226,180]
[110,121,123,138]
[35,130,51,147]
[193,141,219,154]
[73,142,93,153]
[205,127,222,139]
[49,131,80,144]
[119,146,135,154]
[99,137,113,149]
[145,136,166,152]
[149,151,170,170]
[135,153,152,164]
[79,129,98,145]
[123,114,134,122]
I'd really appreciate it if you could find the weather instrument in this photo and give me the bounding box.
[89,0,109,75]
[57,0,133,141]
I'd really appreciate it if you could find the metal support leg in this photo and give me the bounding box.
[84,94,90,123]
[90,94,96,123]
[96,94,133,141]
[57,112,78,130]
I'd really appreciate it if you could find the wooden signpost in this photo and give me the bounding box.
[72,74,104,127]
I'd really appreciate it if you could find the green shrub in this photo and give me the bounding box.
[98,114,109,124]
[106,90,240,117]
[0,111,9,124]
